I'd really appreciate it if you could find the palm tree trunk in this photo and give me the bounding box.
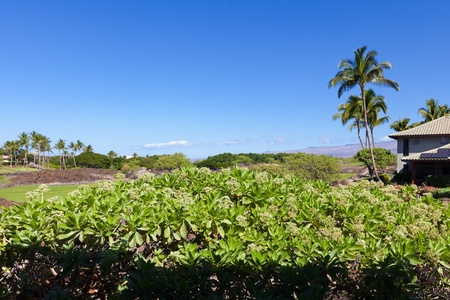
[24,150,28,171]
[371,128,375,148]
[357,123,364,149]
[361,85,381,181]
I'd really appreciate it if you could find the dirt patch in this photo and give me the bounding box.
[0,197,19,209]
[341,165,397,177]
[2,168,117,188]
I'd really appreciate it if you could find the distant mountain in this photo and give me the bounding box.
[298,141,397,158]
[193,141,397,161]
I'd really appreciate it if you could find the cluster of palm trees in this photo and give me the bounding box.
[2,132,91,169]
[390,99,450,131]
[329,46,450,181]
[329,46,400,181]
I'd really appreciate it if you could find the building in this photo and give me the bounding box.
[389,116,450,183]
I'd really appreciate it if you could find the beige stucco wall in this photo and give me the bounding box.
[395,136,446,173]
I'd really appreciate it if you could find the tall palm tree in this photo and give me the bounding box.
[365,90,389,147]
[390,117,415,132]
[30,131,41,166]
[108,150,118,169]
[333,95,364,148]
[76,140,84,155]
[107,150,117,160]
[334,89,389,149]
[69,141,78,168]
[329,46,399,180]
[55,139,67,170]
[40,136,52,168]
[83,144,93,153]
[418,98,450,122]
[12,140,20,167]
[18,132,30,169]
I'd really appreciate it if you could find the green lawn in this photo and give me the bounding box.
[0,166,39,174]
[0,184,92,202]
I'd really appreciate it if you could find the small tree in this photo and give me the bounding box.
[153,153,192,171]
[283,153,340,181]
[195,153,237,169]
[354,148,395,179]
[75,152,110,169]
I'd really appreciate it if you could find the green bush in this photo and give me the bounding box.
[354,148,396,177]
[283,152,340,181]
[426,175,450,188]
[153,153,192,171]
[248,163,290,175]
[392,171,412,184]
[75,152,110,169]
[1,168,450,298]
[432,187,450,199]
[379,173,392,184]
[195,152,237,169]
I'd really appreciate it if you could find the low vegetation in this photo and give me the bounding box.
[1,168,450,298]
[0,184,91,202]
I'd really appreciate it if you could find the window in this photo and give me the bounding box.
[403,139,409,156]
[441,136,450,144]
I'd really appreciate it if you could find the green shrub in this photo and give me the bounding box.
[432,187,450,199]
[378,173,392,184]
[283,152,340,181]
[153,153,192,171]
[392,171,412,184]
[354,148,396,177]
[75,152,110,169]
[195,152,237,169]
[426,175,450,188]
[248,163,290,175]
[1,167,450,298]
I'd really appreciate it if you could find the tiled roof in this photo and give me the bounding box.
[402,143,450,161]
[389,116,450,139]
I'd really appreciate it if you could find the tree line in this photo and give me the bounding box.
[1,131,93,169]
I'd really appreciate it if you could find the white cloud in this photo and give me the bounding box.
[268,137,295,146]
[318,136,331,144]
[142,140,191,149]
[379,136,392,142]
[205,139,254,146]
[138,138,254,151]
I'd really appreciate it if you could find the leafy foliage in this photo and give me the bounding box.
[433,187,450,199]
[426,175,450,188]
[283,152,340,181]
[72,152,111,169]
[152,152,192,171]
[354,147,396,176]
[1,168,450,298]
[195,152,238,169]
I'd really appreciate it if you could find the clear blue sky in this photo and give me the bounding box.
[1,1,449,159]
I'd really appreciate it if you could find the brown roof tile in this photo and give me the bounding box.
[389,116,450,139]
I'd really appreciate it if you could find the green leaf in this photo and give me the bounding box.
[179,222,188,239]
[164,227,171,239]
[217,226,225,238]
[134,232,143,246]
[56,231,77,241]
